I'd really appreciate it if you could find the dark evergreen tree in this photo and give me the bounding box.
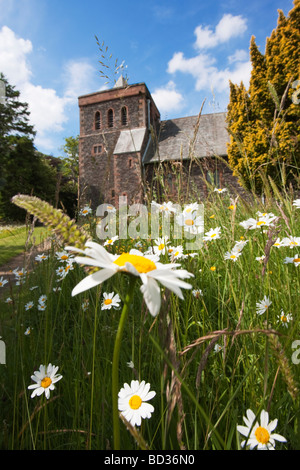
[0,74,57,221]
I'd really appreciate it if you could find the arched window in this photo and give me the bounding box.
[107,109,114,128]
[121,106,128,126]
[95,111,101,130]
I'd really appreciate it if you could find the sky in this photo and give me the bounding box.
[0,0,295,158]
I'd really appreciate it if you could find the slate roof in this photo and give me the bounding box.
[114,128,147,154]
[143,111,229,164]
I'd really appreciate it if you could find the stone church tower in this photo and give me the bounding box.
[78,77,160,208]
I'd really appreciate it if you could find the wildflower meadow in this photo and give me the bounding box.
[0,183,299,451]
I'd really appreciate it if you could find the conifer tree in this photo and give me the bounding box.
[226,0,300,193]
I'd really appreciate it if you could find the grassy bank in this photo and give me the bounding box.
[0,225,49,265]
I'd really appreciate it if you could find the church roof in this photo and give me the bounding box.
[143,111,229,164]
[114,127,147,154]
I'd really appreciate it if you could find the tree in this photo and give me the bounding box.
[0,74,57,221]
[226,0,300,193]
[58,135,79,217]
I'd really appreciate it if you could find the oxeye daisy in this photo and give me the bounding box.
[168,245,184,260]
[192,289,203,298]
[25,301,34,310]
[80,206,92,216]
[38,303,47,311]
[151,201,177,213]
[0,276,8,288]
[284,254,300,267]
[35,253,48,262]
[203,227,221,241]
[256,295,272,315]
[240,213,277,230]
[233,240,248,252]
[224,250,242,261]
[118,380,156,427]
[176,210,204,235]
[273,238,284,248]
[293,199,300,209]
[65,242,193,317]
[152,236,170,256]
[55,251,71,262]
[28,363,63,399]
[104,235,119,247]
[214,187,227,193]
[237,409,287,450]
[282,237,300,249]
[38,295,47,304]
[183,202,199,214]
[101,292,121,310]
[277,310,293,328]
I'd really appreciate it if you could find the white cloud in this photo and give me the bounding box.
[0,25,32,85]
[0,26,98,152]
[194,14,247,50]
[151,80,184,113]
[167,14,251,95]
[21,82,68,133]
[228,49,249,64]
[63,59,97,103]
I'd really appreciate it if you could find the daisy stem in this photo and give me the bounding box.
[112,275,137,450]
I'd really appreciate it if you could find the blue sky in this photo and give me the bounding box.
[0,0,294,158]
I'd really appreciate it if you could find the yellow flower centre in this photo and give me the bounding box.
[104,298,112,305]
[210,266,216,271]
[185,208,192,213]
[281,315,287,322]
[61,255,68,260]
[185,219,194,226]
[210,233,216,238]
[174,251,179,257]
[230,255,236,259]
[114,253,156,273]
[294,258,300,263]
[255,426,270,445]
[257,221,266,226]
[107,239,113,244]
[129,394,142,410]
[41,377,52,388]
[158,243,165,251]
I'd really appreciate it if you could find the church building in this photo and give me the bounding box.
[78,76,243,208]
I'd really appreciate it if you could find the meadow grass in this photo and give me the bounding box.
[0,186,299,450]
[0,225,49,265]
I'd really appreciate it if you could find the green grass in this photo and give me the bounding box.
[0,189,299,450]
[0,226,49,265]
